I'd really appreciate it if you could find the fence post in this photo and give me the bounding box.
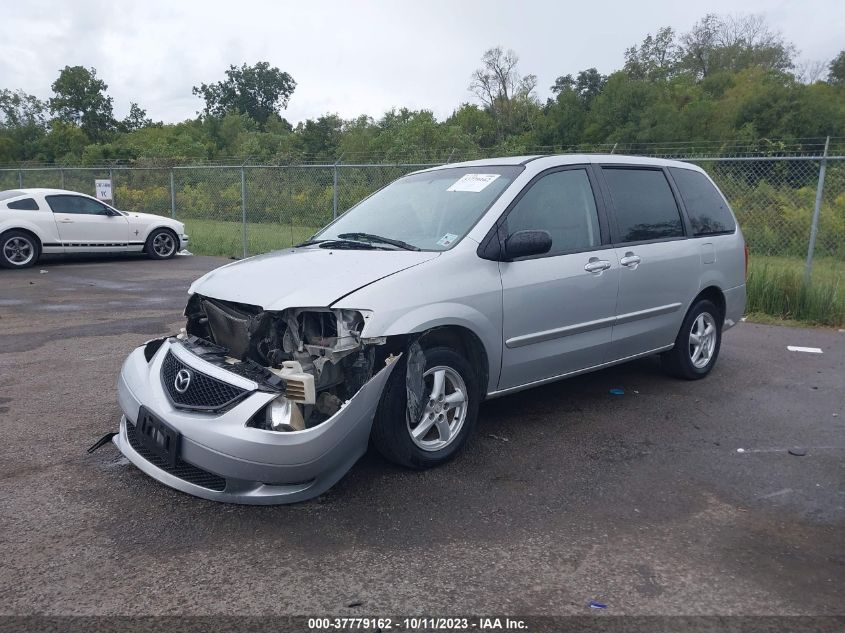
[332,155,342,220]
[60,168,65,189]
[804,136,830,285]
[169,169,176,219]
[18,169,22,188]
[241,166,248,259]
[109,168,115,207]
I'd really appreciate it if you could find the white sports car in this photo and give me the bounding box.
[0,188,188,268]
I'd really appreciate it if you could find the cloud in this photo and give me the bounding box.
[1,0,842,124]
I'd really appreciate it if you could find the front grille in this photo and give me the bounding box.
[125,419,226,491]
[161,350,248,411]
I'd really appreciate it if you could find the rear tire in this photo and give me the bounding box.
[0,230,40,269]
[372,345,480,469]
[662,299,722,380]
[146,228,178,260]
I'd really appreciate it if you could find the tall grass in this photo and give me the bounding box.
[184,219,319,258]
[747,257,844,326]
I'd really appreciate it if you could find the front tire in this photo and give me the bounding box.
[146,228,178,260]
[0,230,40,269]
[372,345,480,469]
[662,299,722,380]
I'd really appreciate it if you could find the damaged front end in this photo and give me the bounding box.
[112,293,403,504]
[183,294,398,431]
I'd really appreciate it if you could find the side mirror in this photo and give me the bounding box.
[504,230,552,260]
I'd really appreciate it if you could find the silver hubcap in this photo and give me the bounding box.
[3,236,34,265]
[153,232,175,257]
[407,365,468,452]
[689,312,717,369]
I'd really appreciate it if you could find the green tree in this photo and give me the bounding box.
[49,66,115,141]
[828,51,845,85]
[119,102,153,132]
[679,14,795,80]
[0,89,47,162]
[624,27,680,80]
[193,62,296,126]
[469,47,538,140]
[297,114,343,158]
[41,119,89,162]
[446,104,497,147]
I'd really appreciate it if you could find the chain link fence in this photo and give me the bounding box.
[2,153,843,275]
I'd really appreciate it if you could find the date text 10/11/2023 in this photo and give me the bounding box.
[307,617,529,630]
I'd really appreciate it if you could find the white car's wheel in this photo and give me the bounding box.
[146,228,178,260]
[0,230,40,269]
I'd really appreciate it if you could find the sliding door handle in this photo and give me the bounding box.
[620,253,641,268]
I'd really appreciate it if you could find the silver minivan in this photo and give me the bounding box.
[113,154,746,504]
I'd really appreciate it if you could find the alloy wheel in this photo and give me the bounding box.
[3,236,35,266]
[689,312,717,369]
[407,365,468,452]
[153,232,176,257]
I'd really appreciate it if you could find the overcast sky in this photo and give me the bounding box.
[1,0,843,125]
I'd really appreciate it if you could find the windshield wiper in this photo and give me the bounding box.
[337,232,421,251]
[296,238,380,250]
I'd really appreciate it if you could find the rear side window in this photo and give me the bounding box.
[602,168,684,243]
[670,167,736,236]
[7,198,39,210]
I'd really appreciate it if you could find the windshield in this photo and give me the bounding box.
[314,166,522,251]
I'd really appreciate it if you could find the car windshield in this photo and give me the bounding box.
[313,166,522,251]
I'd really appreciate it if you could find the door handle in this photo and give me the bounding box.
[58,219,74,223]
[620,253,641,268]
[584,258,612,273]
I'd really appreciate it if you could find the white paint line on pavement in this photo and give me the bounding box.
[787,346,823,353]
[759,488,793,499]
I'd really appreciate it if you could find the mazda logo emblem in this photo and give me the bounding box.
[174,368,192,393]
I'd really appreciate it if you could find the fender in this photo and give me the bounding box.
[357,301,502,395]
[0,218,54,247]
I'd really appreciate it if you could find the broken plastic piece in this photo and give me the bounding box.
[87,432,117,453]
[316,392,343,417]
[609,388,625,395]
[267,396,306,432]
[589,601,607,609]
[274,360,316,404]
[405,341,426,424]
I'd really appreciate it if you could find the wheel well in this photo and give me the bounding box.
[143,226,178,252]
[694,286,726,324]
[417,325,489,396]
[1,228,42,251]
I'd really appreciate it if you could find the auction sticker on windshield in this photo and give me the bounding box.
[447,173,500,192]
[436,233,459,247]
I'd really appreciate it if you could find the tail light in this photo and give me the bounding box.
[744,243,749,279]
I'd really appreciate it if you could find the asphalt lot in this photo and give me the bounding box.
[0,254,843,617]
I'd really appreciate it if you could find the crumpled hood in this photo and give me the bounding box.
[189,246,440,310]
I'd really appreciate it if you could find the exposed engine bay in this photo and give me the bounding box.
[182,294,400,432]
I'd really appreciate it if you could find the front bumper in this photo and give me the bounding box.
[179,234,189,250]
[114,339,397,504]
